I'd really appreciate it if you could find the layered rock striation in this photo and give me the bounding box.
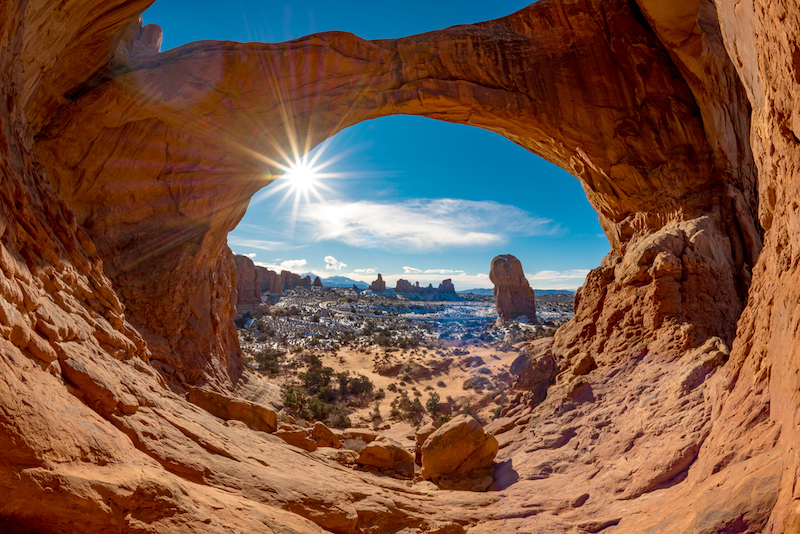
[2,0,800,532]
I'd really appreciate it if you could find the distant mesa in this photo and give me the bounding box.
[489,254,538,325]
[395,278,458,301]
[234,255,332,315]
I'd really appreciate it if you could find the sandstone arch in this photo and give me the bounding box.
[35,0,756,388]
[2,0,800,532]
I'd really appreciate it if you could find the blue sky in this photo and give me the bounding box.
[143,0,610,289]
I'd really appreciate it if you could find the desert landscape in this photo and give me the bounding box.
[2,0,800,533]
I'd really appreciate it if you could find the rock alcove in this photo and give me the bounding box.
[2,0,800,532]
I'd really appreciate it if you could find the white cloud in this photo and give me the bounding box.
[403,266,422,274]
[324,255,347,270]
[353,268,377,274]
[236,252,257,258]
[525,269,590,289]
[423,269,466,274]
[297,198,557,252]
[255,259,308,272]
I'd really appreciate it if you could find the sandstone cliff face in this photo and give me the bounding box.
[489,255,537,324]
[3,0,800,532]
[232,254,262,315]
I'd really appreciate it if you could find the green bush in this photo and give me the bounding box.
[327,410,351,429]
[283,387,307,414]
[425,392,441,415]
[348,374,374,396]
[253,347,283,376]
[303,366,334,394]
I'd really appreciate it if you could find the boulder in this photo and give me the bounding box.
[186,387,277,433]
[489,255,537,325]
[415,422,437,466]
[311,421,340,448]
[274,428,318,452]
[356,437,414,477]
[421,415,498,480]
[510,338,556,404]
[341,428,379,444]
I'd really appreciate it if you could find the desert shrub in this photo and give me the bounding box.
[387,383,398,392]
[342,437,367,452]
[283,387,307,414]
[462,402,477,419]
[436,380,446,388]
[373,388,386,401]
[390,407,401,418]
[317,385,336,402]
[253,347,283,376]
[436,414,451,426]
[426,392,441,415]
[462,379,476,390]
[397,396,412,417]
[371,402,382,421]
[348,374,374,396]
[327,410,351,429]
[307,397,333,420]
[374,332,392,347]
[492,405,507,419]
[303,366,334,393]
[412,397,424,414]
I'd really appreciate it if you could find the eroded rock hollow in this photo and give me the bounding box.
[2,0,800,532]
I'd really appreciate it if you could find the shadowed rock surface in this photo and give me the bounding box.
[2,0,800,532]
[233,254,262,315]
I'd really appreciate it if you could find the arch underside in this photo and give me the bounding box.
[2,0,799,532]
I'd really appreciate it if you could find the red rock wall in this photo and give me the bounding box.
[232,254,262,315]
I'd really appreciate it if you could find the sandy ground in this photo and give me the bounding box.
[270,338,528,448]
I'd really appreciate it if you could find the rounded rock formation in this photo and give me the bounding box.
[489,255,538,325]
[421,415,499,481]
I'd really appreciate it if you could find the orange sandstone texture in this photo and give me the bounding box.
[1,0,800,532]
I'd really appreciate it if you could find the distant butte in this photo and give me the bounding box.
[489,254,537,325]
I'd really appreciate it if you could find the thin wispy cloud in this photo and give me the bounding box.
[353,268,377,274]
[526,269,590,289]
[324,255,347,270]
[298,198,558,252]
[227,236,288,251]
